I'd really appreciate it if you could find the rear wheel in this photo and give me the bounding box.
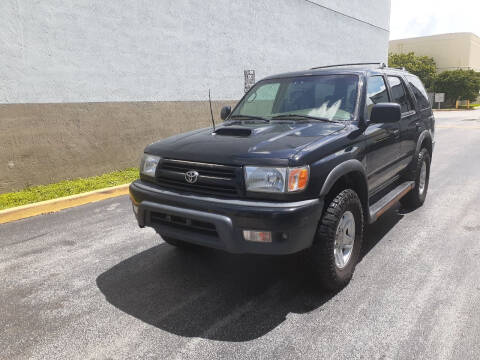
[401,148,430,209]
[307,189,364,291]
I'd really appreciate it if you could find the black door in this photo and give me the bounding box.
[387,75,417,171]
[363,75,402,193]
[403,74,434,162]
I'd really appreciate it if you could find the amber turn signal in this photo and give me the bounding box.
[288,167,309,192]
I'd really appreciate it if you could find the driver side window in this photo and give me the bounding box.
[387,76,413,113]
[366,76,389,118]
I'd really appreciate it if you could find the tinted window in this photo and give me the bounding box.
[366,76,389,118]
[406,75,430,110]
[388,76,412,113]
[233,75,359,121]
[240,83,280,116]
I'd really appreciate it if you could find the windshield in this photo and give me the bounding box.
[231,75,358,122]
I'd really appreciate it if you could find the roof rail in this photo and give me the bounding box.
[311,62,386,70]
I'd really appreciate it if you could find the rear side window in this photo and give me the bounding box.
[406,75,430,110]
[387,76,413,113]
[366,76,389,118]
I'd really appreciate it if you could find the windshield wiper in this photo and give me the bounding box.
[271,114,341,123]
[229,114,270,122]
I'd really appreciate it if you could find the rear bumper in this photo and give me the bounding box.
[129,180,323,255]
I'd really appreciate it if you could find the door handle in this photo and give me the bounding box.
[392,129,400,137]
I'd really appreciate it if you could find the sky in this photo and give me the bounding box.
[390,0,480,39]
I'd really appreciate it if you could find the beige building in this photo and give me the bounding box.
[389,32,480,72]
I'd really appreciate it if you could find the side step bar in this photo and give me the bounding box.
[369,181,415,223]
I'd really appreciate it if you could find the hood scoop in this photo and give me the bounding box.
[213,127,252,137]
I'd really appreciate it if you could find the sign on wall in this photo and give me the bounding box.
[434,93,445,103]
[244,70,255,93]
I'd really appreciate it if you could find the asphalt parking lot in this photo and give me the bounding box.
[1,110,480,360]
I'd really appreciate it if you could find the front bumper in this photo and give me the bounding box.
[129,180,323,255]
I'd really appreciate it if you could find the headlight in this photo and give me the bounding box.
[140,154,161,177]
[244,166,309,193]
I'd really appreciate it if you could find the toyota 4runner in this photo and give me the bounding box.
[129,63,435,290]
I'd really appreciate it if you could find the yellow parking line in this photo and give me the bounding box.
[0,184,130,224]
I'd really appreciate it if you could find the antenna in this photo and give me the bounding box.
[208,89,216,131]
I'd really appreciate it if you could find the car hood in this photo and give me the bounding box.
[144,121,346,166]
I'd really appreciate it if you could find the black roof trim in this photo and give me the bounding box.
[260,64,411,82]
[311,62,386,70]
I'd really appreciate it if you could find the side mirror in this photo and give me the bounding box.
[369,103,401,124]
[220,106,231,121]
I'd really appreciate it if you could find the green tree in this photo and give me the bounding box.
[388,52,437,90]
[434,69,480,103]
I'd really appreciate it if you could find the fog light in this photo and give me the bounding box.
[243,230,272,243]
[132,204,139,215]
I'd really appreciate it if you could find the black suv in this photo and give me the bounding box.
[129,63,435,290]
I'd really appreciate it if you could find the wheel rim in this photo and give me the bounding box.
[418,160,427,195]
[334,211,355,269]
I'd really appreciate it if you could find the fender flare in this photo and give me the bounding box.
[415,130,433,156]
[319,159,368,197]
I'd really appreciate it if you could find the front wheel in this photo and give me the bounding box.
[307,189,364,291]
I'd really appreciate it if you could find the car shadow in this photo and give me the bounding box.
[361,203,404,259]
[96,207,403,342]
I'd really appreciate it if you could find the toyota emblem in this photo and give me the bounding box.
[185,170,199,184]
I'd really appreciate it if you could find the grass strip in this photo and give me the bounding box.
[0,168,139,210]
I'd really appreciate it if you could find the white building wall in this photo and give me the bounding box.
[1,0,391,104]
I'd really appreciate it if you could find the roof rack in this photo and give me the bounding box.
[311,62,386,70]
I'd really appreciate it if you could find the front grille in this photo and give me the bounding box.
[150,211,218,237]
[155,159,241,197]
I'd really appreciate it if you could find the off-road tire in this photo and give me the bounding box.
[307,189,364,291]
[401,148,430,209]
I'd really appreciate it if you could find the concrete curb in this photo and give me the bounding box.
[433,108,479,112]
[0,184,130,224]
